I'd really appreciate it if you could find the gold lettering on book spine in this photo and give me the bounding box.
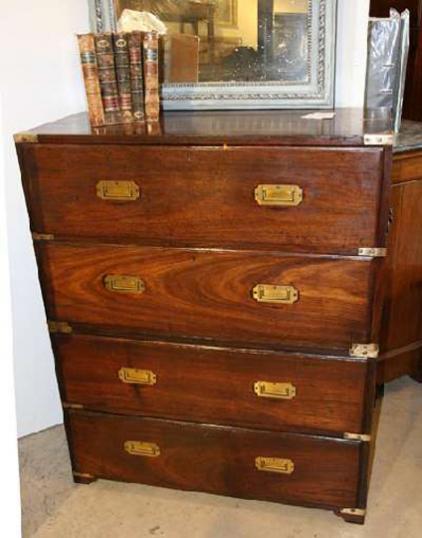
[143,32,160,122]
[77,33,105,127]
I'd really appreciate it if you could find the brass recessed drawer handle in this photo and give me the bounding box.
[104,275,145,294]
[124,441,160,458]
[118,368,157,386]
[255,457,295,475]
[96,180,140,201]
[252,284,299,305]
[255,184,303,207]
[254,381,296,400]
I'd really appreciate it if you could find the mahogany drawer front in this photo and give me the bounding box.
[40,243,375,352]
[67,410,364,509]
[56,333,373,435]
[24,144,386,254]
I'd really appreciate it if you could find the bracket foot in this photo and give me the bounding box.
[335,509,366,525]
[73,471,97,485]
[410,352,422,383]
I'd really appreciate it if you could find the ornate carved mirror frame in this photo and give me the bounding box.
[88,0,337,110]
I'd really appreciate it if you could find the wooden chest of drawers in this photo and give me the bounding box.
[15,110,422,525]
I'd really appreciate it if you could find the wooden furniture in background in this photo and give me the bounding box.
[14,109,421,525]
[379,147,422,382]
[370,0,422,121]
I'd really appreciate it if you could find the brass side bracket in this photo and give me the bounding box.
[344,432,372,442]
[340,508,367,518]
[32,232,55,241]
[73,471,95,479]
[14,132,39,144]
[48,321,73,334]
[364,133,394,146]
[62,402,84,410]
[349,343,379,359]
[358,247,387,258]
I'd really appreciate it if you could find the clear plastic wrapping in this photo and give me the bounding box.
[365,9,410,132]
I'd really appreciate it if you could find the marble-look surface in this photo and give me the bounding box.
[395,120,422,153]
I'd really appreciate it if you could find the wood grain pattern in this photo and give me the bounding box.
[55,333,372,435]
[38,243,375,353]
[23,145,385,254]
[14,109,399,522]
[67,410,363,509]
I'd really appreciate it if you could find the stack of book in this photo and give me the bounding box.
[77,31,160,127]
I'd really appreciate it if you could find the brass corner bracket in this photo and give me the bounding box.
[344,432,372,442]
[349,343,380,359]
[14,132,38,144]
[72,471,95,479]
[62,402,84,410]
[48,321,73,334]
[358,247,387,258]
[364,133,394,146]
[340,508,367,517]
[32,232,55,241]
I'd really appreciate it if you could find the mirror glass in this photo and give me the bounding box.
[114,0,311,84]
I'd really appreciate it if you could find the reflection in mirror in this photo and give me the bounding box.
[114,0,310,84]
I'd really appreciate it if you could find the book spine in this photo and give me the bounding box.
[113,32,133,124]
[128,31,145,122]
[143,32,160,122]
[95,33,121,125]
[77,34,105,127]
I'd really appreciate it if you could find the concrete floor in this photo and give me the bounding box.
[19,377,422,538]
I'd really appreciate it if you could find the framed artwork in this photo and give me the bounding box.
[215,0,238,28]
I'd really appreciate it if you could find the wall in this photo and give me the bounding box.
[336,0,370,107]
[0,0,89,438]
[2,1,369,439]
[0,96,21,536]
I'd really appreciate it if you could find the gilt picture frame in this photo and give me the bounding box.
[216,0,238,28]
[88,0,337,110]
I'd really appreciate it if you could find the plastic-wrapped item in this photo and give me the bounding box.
[396,10,410,131]
[365,9,410,132]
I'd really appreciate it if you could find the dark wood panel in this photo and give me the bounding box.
[377,347,421,382]
[15,109,394,147]
[412,351,422,381]
[67,410,363,509]
[370,1,421,29]
[55,333,373,435]
[38,243,375,352]
[411,28,422,122]
[377,152,422,381]
[381,181,422,351]
[392,150,422,183]
[24,145,385,254]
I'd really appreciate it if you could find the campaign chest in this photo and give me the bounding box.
[15,110,422,524]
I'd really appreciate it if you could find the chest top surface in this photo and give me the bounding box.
[15,108,394,148]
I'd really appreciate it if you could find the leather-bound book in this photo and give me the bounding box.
[163,34,199,83]
[113,32,133,124]
[143,32,160,122]
[95,33,121,125]
[77,34,105,127]
[128,31,145,122]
